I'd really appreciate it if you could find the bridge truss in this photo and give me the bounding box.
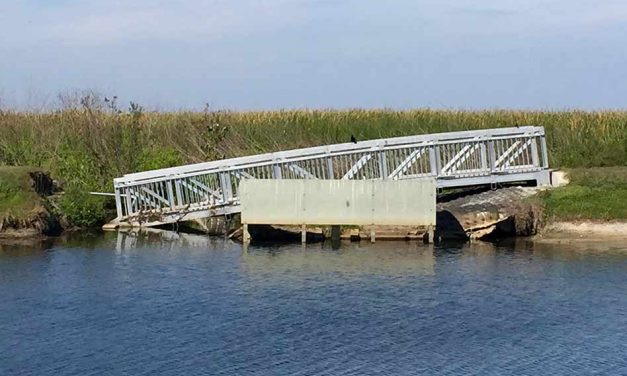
[110,126,549,227]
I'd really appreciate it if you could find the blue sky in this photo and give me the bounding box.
[1,0,626,110]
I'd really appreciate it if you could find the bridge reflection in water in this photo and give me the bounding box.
[106,228,624,283]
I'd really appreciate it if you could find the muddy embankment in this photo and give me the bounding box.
[0,168,64,239]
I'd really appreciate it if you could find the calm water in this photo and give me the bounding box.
[1,232,626,376]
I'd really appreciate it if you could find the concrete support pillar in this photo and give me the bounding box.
[301,225,307,244]
[370,229,376,243]
[535,170,551,187]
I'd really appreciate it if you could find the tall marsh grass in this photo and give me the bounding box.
[1,96,625,224]
[1,105,626,188]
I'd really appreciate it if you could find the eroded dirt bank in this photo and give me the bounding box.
[436,186,546,241]
[0,168,63,239]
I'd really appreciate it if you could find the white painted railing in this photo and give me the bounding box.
[112,126,549,226]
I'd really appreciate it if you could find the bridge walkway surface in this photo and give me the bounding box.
[107,126,550,228]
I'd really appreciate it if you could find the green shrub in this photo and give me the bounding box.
[137,147,184,171]
[59,185,107,227]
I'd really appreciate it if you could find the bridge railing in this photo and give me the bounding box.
[112,126,549,222]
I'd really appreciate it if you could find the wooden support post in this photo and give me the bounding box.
[301,224,307,244]
[427,225,435,244]
[331,225,341,249]
[243,223,251,244]
[331,225,341,242]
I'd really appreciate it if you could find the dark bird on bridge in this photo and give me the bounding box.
[350,134,357,143]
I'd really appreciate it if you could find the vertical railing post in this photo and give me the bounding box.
[429,145,437,176]
[540,135,549,168]
[480,141,488,173]
[125,187,133,217]
[326,151,334,179]
[429,142,441,177]
[174,179,184,206]
[273,163,282,179]
[530,136,540,168]
[378,144,388,179]
[488,139,496,172]
[220,172,233,203]
[114,187,123,218]
[166,181,175,209]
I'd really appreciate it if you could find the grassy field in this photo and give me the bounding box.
[1,96,626,225]
[540,167,627,221]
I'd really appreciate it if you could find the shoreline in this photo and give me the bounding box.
[538,221,627,240]
[3,219,626,244]
[2,165,626,243]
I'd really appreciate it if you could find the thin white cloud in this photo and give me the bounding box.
[431,0,627,35]
[1,0,317,46]
[3,0,627,48]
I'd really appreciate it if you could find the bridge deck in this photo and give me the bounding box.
[110,126,550,227]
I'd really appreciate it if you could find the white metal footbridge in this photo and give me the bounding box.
[109,126,550,227]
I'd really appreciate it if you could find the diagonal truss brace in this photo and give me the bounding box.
[189,178,223,204]
[140,187,171,207]
[288,164,317,179]
[342,154,372,180]
[503,139,533,168]
[231,170,255,179]
[388,149,426,180]
[441,140,482,174]
[179,180,214,204]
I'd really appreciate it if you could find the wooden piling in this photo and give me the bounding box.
[243,223,251,244]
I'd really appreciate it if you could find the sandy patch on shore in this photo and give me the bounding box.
[536,221,627,245]
[544,221,627,236]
